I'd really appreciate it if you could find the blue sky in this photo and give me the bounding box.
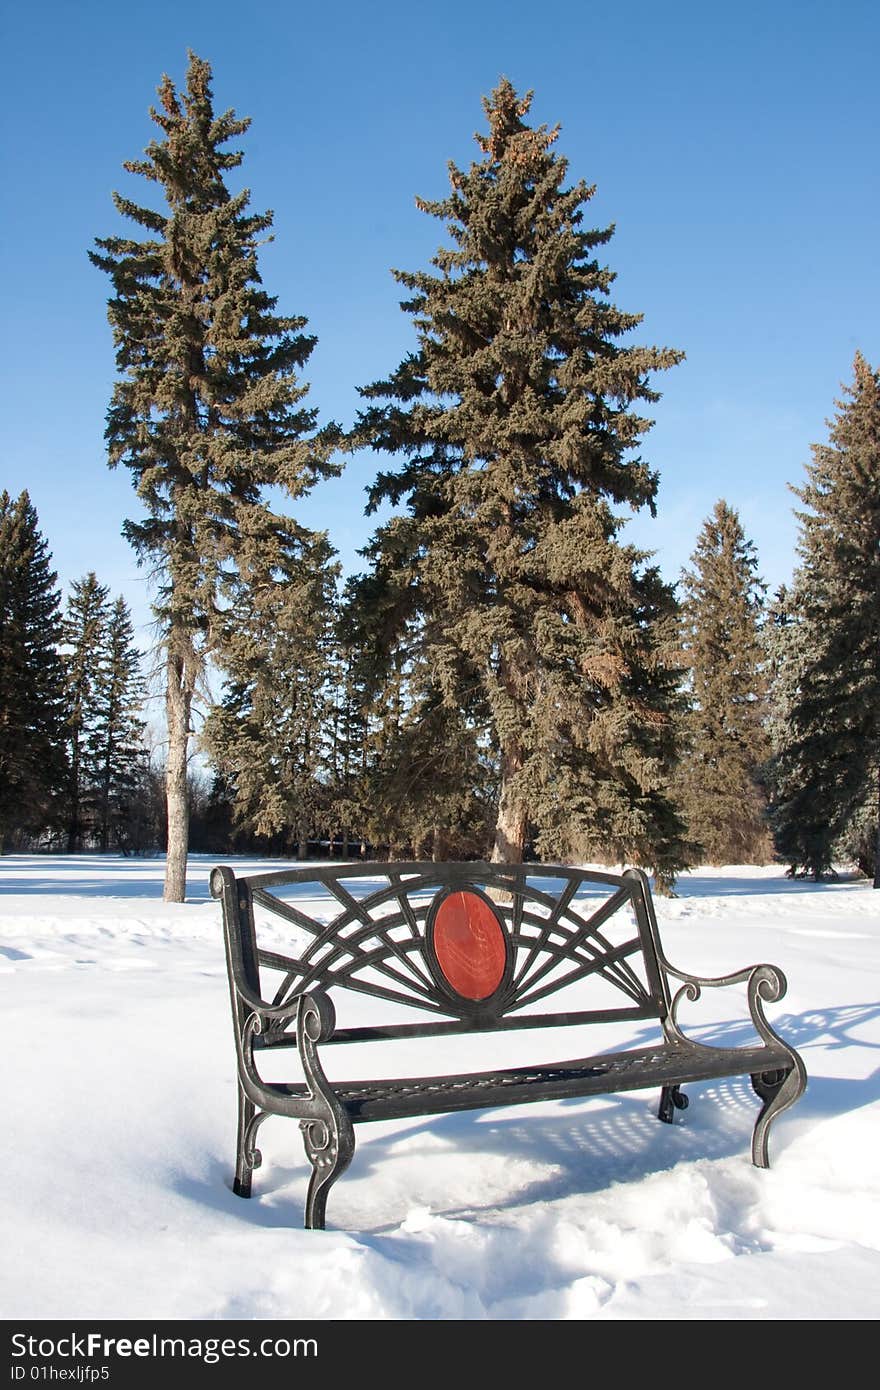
[2,0,877,641]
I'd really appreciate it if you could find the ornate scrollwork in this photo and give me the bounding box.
[233,993,355,1227]
[296,992,355,1230]
[242,1108,269,1172]
[247,863,654,1025]
[663,962,790,1048]
[299,1117,341,1194]
[744,967,806,1167]
[668,978,702,1040]
[660,958,806,1166]
[298,990,337,1049]
[746,965,788,1048]
[239,1010,268,1095]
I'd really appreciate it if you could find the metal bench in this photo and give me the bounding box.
[211,860,806,1230]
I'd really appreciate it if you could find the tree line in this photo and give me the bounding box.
[4,56,876,895]
[0,494,150,855]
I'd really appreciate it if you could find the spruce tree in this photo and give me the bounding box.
[678,501,772,864]
[338,570,495,859]
[62,573,111,850]
[364,682,496,860]
[201,528,338,856]
[765,578,833,877]
[324,606,372,858]
[0,491,68,851]
[91,53,336,899]
[352,80,688,879]
[769,353,880,883]
[89,596,148,852]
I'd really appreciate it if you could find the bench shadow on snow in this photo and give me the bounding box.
[666,870,866,897]
[174,1001,880,1233]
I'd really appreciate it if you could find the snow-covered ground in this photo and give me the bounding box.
[1,854,877,1321]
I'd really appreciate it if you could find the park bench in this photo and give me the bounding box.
[211,859,806,1230]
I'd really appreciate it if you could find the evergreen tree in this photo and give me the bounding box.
[91,53,337,899]
[351,80,688,880]
[0,491,68,851]
[765,578,829,876]
[89,596,148,852]
[678,500,772,864]
[201,528,338,856]
[338,571,496,859]
[365,682,497,860]
[324,607,372,858]
[763,582,800,803]
[62,573,111,850]
[769,353,880,883]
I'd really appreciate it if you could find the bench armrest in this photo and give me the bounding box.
[230,976,309,1028]
[238,989,339,1119]
[622,869,797,1060]
[661,958,792,1054]
[239,987,335,1046]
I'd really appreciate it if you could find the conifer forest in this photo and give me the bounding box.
[3,55,877,896]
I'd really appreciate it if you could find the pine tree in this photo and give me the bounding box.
[91,53,337,899]
[201,527,339,856]
[677,500,772,864]
[89,596,148,852]
[769,353,880,883]
[351,79,688,879]
[0,491,68,851]
[62,573,111,850]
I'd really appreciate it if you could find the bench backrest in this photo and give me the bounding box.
[212,860,673,1045]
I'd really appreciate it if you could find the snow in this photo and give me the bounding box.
[1,854,878,1321]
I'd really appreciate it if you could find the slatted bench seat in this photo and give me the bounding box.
[211,860,806,1230]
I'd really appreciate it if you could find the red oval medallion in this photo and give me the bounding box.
[432,891,507,1001]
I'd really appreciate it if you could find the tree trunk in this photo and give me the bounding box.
[432,824,444,862]
[491,741,528,864]
[164,648,191,903]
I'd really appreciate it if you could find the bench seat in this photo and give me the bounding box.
[262,1039,790,1122]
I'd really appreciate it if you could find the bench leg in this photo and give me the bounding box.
[658,1084,689,1124]
[300,1114,355,1231]
[233,1087,267,1198]
[750,1063,806,1167]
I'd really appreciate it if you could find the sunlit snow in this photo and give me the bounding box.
[1,854,877,1320]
